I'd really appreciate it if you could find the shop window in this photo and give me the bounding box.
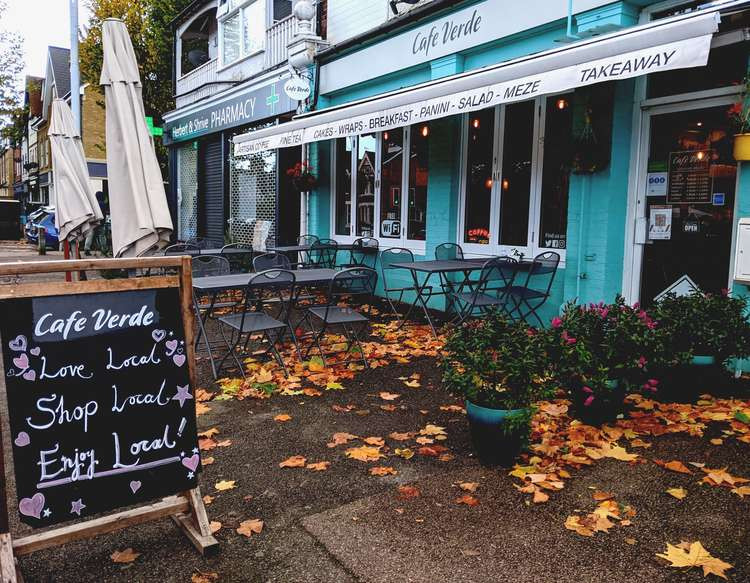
[498,101,534,247]
[220,0,264,66]
[408,123,429,241]
[463,108,495,244]
[356,134,376,237]
[538,94,573,251]
[334,137,353,236]
[380,128,404,239]
[272,0,293,21]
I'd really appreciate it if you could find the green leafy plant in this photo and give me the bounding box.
[441,312,553,410]
[652,291,750,365]
[727,78,750,134]
[546,296,664,410]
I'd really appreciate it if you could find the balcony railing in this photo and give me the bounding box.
[175,15,318,108]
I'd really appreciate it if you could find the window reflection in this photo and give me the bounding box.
[380,129,403,238]
[334,137,352,236]
[408,123,429,241]
[356,134,376,237]
[499,101,534,246]
[463,109,494,244]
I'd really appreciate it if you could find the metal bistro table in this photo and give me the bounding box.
[390,258,492,336]
[192,268,338,378]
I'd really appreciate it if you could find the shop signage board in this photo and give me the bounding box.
[163,76,296,145]
[235,33,713,155]
[284,76,311,102]
[649,205,672,240]
[0,257,217,582]
[667,150,712,204]
[654,274,700,301]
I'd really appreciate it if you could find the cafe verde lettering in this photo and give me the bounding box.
[412,9,482,58]
[235,34,711,155]
[163,77,296,144]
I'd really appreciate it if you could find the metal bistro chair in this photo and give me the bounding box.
[216,269,297,378]
[221,242,253,273]
[296,234,320,268]
[380,247,433,322]
[302,267,378,368]
[253,252,292,271]
[503,251,561,327]
[342,237,379,269]
[186,237,222,250]
[308,239,338,268]
[191,255,238,350]
[165,242,200,255]
[451,257,518,324]
[434,242,464,261]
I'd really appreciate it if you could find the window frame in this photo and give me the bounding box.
[218,0,265,69]
[457,95,568,264]
[330,130,427,255]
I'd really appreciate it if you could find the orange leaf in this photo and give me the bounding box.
[198,427,220,439]
[459,482,479,493]
[236,518,264,537]
[397,485,420,499]
[593,491,614,501]
[345,446,384,462]
[274,414,292,422]
[388,432,412,441]
[209,521,222,534]
[662,460,693,474]
[455,494,479,506]
[379,391,401,401]
[370,466,397,476]
[306,461,331,471]
[364,436,385,446]
[215,479,236,491]
[279,455,307,468]
[327,432,358,448]
[111,548,140,563]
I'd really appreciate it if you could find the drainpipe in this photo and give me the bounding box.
[300,142,308,236]
[575,177,588,301]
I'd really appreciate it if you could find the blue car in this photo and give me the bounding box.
[25,207,60,249]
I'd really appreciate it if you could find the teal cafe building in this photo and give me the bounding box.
[233,0,750,321]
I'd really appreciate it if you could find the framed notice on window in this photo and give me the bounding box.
[666,150,712,204]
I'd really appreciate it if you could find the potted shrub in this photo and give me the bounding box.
[547,297,662,425]
[651,291,750,397]
[728,79,750,161]
[286,162,318,191]
[441,312,553,466]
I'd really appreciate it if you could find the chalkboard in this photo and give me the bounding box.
[667,150,712,204]
[0,287,201,528]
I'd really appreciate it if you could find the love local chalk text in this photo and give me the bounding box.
[1,288,201,528]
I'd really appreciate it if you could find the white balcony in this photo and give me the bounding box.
[176,58,223,109]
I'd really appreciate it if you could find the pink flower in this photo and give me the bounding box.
[561,331,576,345]
[582,386,593,394]
[583,395,595,407]
[721,288,730,296]
[526,328,536,337]
[599,307,609,318]
[648,378,659,386]
[637,356,647,368]
[551,317,562,328]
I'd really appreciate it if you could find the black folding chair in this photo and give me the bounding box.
[165,242,200,255]
[221,243,253,273]
[450,257,518,323]
[380,247,432,322]
[191,255,238,351]
[503,251,560,327]
[308,239,338,268]
[253,252,291,271]
[342,237,379,269]
[217,269,297,378]
[296,234,319,268]
[302,267,378,368]
[186,237,222,250]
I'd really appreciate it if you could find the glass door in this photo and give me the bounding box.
[639,105,737,304]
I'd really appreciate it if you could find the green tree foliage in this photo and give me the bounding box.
[0,0,25,145]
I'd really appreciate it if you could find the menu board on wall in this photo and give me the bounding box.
[666,150,712,204]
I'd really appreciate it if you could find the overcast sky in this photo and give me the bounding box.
[4,0,92,78]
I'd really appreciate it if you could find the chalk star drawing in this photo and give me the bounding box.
[187,471,194,479]
[42,508,51,518]
[192,447,199,454]
[172,385,193,408]
[70,499,86,516]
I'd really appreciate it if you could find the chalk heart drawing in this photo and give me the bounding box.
[152,329,166,343]
[14,432,30,447]
[30,346,40,356]
[182,454,200,472]
[173,353,186,367]
[22,369,36,382]
[129,480,141,494]
[12,353,28,370]
[19,493,45,519]
[165,339,178,355]
[9,335,27,352]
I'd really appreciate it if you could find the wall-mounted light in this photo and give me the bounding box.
[696,151,705,160]
[472,118,480,129]
[502,178,509,190]
[421,125,429,137]
[696,121,703,127]
[383,131,389,141]
[485,178,493,189]
[556,98,568,110]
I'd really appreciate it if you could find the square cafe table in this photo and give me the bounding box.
[192,268,338,378]
[389,258,492,336]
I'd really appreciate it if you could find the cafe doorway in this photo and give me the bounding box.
[633,99,738,305]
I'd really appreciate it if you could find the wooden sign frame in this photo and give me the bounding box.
[0,256,218,583]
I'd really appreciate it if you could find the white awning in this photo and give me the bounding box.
[234,8,722,155]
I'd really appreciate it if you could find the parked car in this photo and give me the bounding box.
[25,206,59,249]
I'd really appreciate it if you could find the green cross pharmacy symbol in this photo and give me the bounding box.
[266,84,280,114]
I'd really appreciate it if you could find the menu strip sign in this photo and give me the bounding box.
[667,150,712,204]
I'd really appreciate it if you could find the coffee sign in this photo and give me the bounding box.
[0,287,201,527]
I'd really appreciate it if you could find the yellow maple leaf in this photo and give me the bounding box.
[666,487,688,500]
[236,518,264,537]
[459,482,479,493]
[564,515,594,537]
[345,446,384,462]
[379,391,401,401]
[395,448,414,459]
[111,548,140,563]
[306,461,331,471]
[326,381,345,390]
[420,424,447,436]
[215,480,236,491]
[404,379,421,388]
[370,466,397,476]
[279,455,307,468]
[657,541,732,579]
[731,485,750,498]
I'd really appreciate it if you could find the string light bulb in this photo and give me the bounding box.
[472,118,480,129]
[502,178,509,190]
[421,125,429,137]
[556,98,568,110]
[696,151,705,160]
[383,131,389,141]
[485,178,493,189]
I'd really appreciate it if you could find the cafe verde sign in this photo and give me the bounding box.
[319,0,616,94]
[163,77,296,145]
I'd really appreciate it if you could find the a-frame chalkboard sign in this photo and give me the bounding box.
[0,256,218,582]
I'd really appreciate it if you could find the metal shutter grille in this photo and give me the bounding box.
[200,138,225,244]
[177,144,198,240]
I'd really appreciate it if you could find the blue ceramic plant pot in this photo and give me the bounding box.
[465,401,528,467]
[691,355,716,366]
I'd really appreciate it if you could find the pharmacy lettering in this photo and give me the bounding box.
[0,288,201,527]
